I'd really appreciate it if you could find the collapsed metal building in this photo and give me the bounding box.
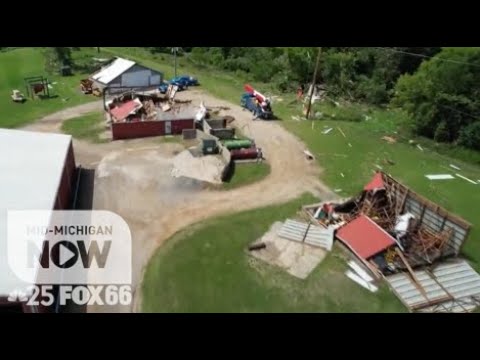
[304,171,480,312]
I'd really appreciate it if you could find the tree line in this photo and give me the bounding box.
[157,47,478,151]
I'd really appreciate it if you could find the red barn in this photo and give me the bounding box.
[0,130,77,313]
[111,105,196,140]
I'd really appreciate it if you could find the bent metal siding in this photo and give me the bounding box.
[383,173,471,256]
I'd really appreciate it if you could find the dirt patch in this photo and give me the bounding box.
[172,149,226,184]
[249,222,327,279]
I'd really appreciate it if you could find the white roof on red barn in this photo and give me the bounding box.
[91,57,136,85]
[0,129,72,297]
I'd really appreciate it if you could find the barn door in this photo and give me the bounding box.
[165,121,172,135]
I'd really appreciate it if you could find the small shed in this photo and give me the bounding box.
[90,57,163,92]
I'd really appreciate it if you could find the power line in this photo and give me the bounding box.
[373,47,480,69]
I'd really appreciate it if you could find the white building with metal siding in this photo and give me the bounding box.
[90,57,163,91]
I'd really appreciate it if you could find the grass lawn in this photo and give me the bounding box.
[0,48,97,128]
[222,162,270,190]
[61,111,108,143]
[142,194,406,313]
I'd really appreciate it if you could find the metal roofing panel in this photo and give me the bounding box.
[0,129,72,296]
[91,57,136,85]
[386,270,449,308]
[388,260,480,313]
[304,226,334,251]
[336,215,396,259]
[110,99,143,121]
[277,219,308,242]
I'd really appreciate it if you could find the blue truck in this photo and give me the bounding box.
[240,93,274,120]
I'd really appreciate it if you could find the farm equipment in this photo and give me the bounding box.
[240,84,273,120]
[11,90,26,103]
[80,79,93,94]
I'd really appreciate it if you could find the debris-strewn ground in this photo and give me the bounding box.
[23,89,335,312]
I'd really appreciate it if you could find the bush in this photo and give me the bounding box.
[434,121,451,143]
[458,122,480,150]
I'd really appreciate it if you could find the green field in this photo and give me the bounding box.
[142,194,406,312]
[61,111,107,143]
[0,48,97,128]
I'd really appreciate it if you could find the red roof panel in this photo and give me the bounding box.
[110,100,142,121]
[364,172,385,191]
[336,215,395,259]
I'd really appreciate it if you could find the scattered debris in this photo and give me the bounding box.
[384,158,395,166]
[348,143,352,148]
[340,172,345,178]
[455,173,478,185]
[322,128,333,135]
[450,164,461,171]
[334,189,342,193]
[291,115,301,122]
[425,174,455,180]
[337,127,347,138]
[248,242,267,251]
[382,136,397,144]
[375,164,383,170]
[364,115,372,121]
[417,144,424,151]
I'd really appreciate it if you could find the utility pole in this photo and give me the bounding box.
[306,47,322,120]
[172,47,179,78]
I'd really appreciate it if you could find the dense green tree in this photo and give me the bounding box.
[393,47,480,149]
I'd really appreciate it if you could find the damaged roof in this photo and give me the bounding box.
[364,172,385,191]
[336,214,396,259]
[91,57,136,85]
[110,99,143,121]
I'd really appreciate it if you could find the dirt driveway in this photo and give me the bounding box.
[23,90,335,313]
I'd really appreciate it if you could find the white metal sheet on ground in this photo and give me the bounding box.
[386,271,450,310]
[346,270,378,293]
[304,226,334,251]
[425,174,455,180]
[348,261,374,283]
[429,260,480,312]
[277,220,334,251]
[277,219,308,242]
[386,260,480,313]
